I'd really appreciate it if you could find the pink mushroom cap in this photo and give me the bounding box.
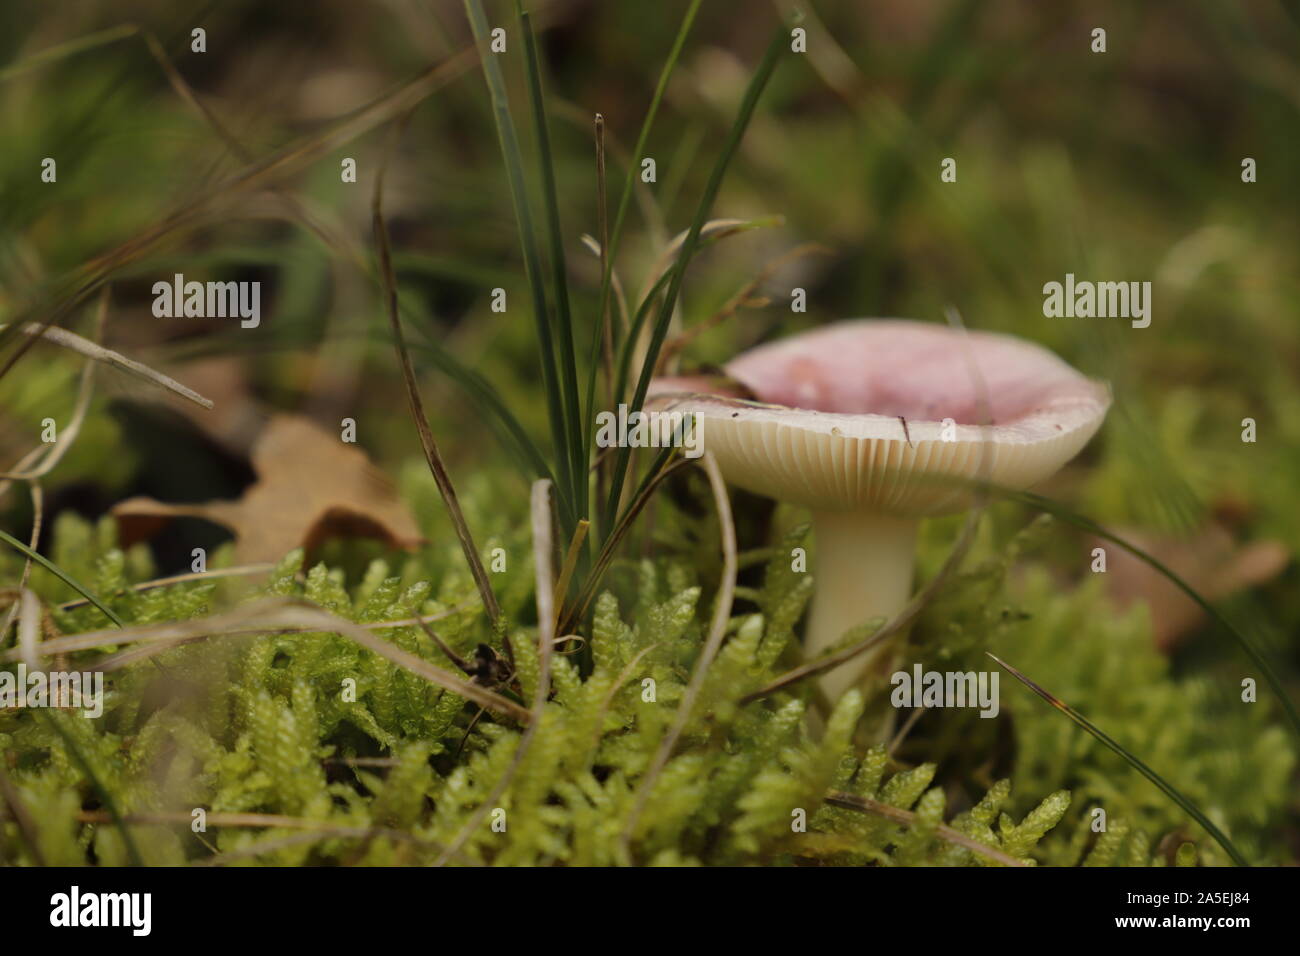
[650,319,1110,516]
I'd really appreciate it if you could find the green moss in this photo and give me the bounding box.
[0,492,1292,866]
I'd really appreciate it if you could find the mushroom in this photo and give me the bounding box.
[650,319,1110,701]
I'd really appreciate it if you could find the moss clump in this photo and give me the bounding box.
[0,479,1291,866]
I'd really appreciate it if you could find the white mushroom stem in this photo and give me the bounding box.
[809,510,918,702]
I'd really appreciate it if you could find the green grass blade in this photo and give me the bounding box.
[564,451,690,632]
[600,0,702,315]
[374,139,504,628]
[988,652,1250,867]
[582,0,703,493]
[462,0,573,507]
[611,216,785,409]
[1010,489,1300,739]
[0,528,124,628]
[617,442,679,528]
[517,6,585,522]
[401,332,555,484]
[0,23,138,83]
[603,20,789,536]
[2,20,473,383]
[400,326,573,531]
[613,266,677,412]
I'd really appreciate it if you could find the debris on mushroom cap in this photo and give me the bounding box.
[650,319,1111,516]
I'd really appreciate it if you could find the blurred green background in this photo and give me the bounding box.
[0,0,1297,861]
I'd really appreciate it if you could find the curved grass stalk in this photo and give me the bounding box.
[619,452,736,859]
[374,113,502,629]
[603,24,789,537]
[582,0,704,501]
[988,652,1249,867]
[0,528,124,629]
[1009,489,1300,739]
[0,322,213,411]
[0,33,481,382]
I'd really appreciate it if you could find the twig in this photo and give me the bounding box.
[413,618,474,675]
[0,289,105,500]
[1,598,530,723]
[823,791,1025,867]
[0,323,212,411]
[54,562,278,610]
[10,601,479,661]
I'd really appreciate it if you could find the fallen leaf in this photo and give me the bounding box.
[1089,522,1289,651]
[113,414,423,563]
[166,356,264,456]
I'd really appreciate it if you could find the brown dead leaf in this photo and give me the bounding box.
[1089,522,1290,651]
[167,356,264,456]
[113,414,423,563]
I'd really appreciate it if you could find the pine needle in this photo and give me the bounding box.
[987,652,1249,867]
